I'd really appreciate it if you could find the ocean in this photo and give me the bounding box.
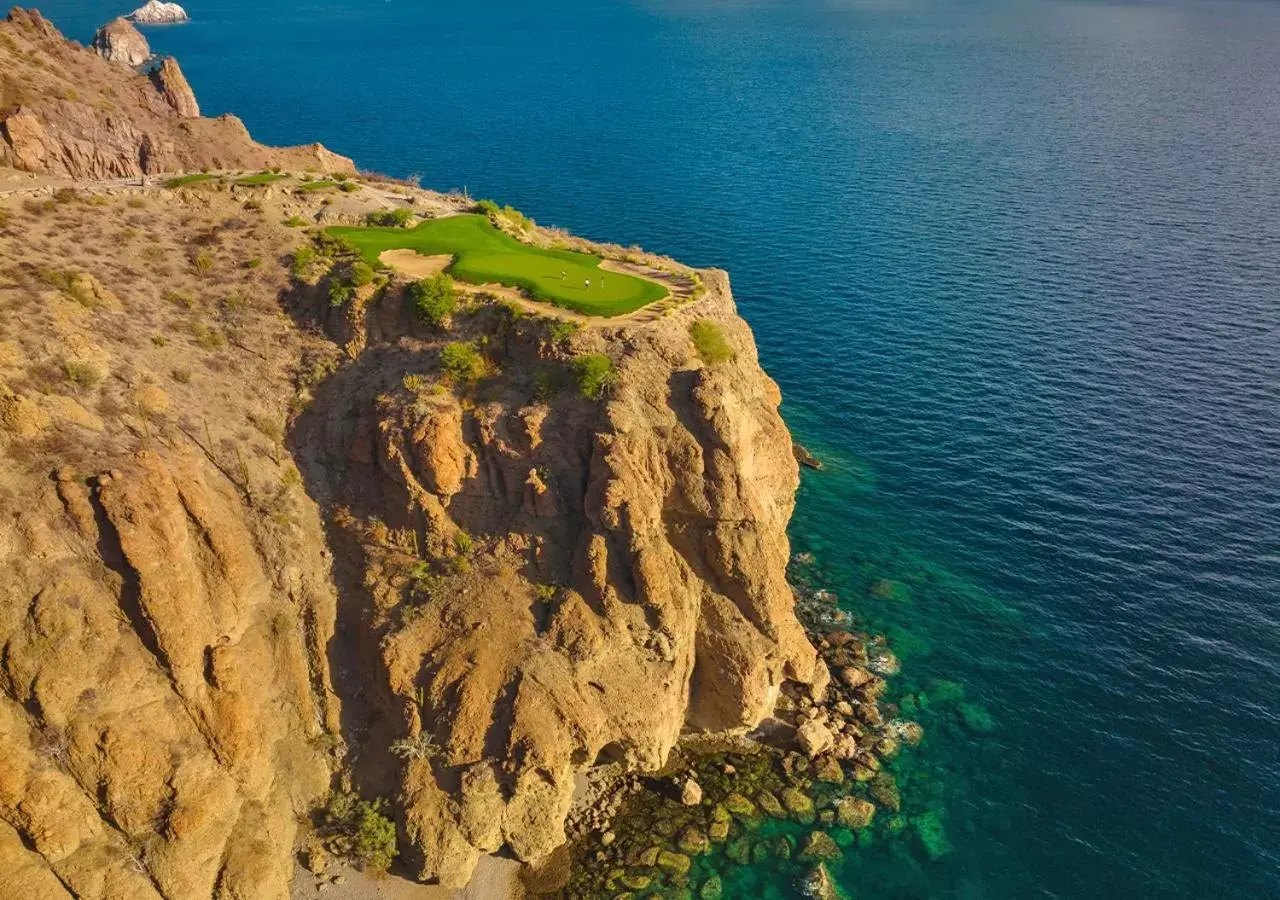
[43,0,1280,896]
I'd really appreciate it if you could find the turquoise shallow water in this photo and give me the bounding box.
[44,0,1280,895]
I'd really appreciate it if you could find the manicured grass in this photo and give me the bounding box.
[165,173,217,188]
[326,214,667,317]
[298,180,337,192]
[235,171,287,186]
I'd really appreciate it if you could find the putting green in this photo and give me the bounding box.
[326,214,668,317]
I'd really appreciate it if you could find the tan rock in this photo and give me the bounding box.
[149,58,200,118]
[91,17,150,67]
[796,719,835,758]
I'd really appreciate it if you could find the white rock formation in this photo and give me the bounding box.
[127,1,190,24]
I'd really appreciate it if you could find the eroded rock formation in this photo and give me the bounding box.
[91,17,150,67]
[149,57,199,117]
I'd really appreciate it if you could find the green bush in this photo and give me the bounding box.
[410,274,458,328]
[291,247,316,278]
[439,341,487,384]
[328,282,354,307]
[366,207,414,227]
[349,260,375,287]
[549,320,579,345]
[322,792,398,873]
[283,215,308,228]
[314,232,358,258]
[572,353,616,400]
[689,319,735,364]
[338,181,360,193]
[474,199,499,217]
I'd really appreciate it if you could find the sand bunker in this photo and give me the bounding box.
[378,249,453,279]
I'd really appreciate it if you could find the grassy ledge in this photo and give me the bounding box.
[325,214,668,317]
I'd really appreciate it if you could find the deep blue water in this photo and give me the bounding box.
[45,0,1280,896]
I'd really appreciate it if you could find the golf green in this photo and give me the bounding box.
[326,214,668,316]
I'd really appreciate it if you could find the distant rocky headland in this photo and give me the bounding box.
[0,8,919,899]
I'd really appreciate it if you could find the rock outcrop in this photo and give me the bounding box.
[149,57,199,117]
[127,0,189,25]
[0,10,353,179]
[91,17,150,67]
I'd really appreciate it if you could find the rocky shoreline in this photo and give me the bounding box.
[538,556,923,899]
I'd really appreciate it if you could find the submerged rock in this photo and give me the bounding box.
[756,790,785,818]
[834,796,876,829]
[799,830,842,862]
[799,864,839,900]
[780,787,816,823]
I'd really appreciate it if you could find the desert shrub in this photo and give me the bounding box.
[246,257,262,269]
[64,360,103,391]
[338,181,360,193]
[314,232,357,258]
[534,364,567,401]
[164,289,196,309]
[389,732,441,762]
[475,199,499,217]
[409,274,457,328]
[454,530,473,556]
[328,282,354,307]
[191,322,225,350]
[283,215,307,228]
[151,334,167,347]
[572,353,616,400]
[126,196,147,209]
[171,368,192,383]
[549,320,579,346]
[193,250,214,277]
[321,792,398,873]
[439,341,487,384]
[349,260,375,287]
[689,319,735,364]
[366,207,413,227]
[291,247,317,279]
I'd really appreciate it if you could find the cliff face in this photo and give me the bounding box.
[0,9,352,179]
[297,268,819,886]
[0,178,347,898]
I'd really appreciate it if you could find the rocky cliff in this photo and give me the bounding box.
[294,261,820,887]
[0,8,823,897]
[0,9,351,180]
[91,17,151,68]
